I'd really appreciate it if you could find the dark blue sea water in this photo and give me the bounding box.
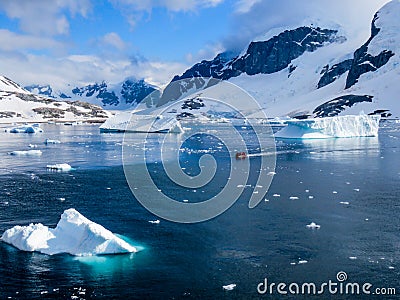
[0,121,399,299]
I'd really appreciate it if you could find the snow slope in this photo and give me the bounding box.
[0,76,111,123]
[148,1,400,120]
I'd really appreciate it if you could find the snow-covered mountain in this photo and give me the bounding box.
[25,78,157,110]
[151,0,400,119]
[0,76,110,123]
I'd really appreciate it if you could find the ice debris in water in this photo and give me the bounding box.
[45,139,61,144]
[223,284,236,291]
[8,150,42,156]
[306,222,321,229]
[46,164,72,171]
[148,220,160,224]
[340,201,350,205]
[0,208,137,256]
[289,196,299,200]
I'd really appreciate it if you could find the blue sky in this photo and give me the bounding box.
[0,0,390,89]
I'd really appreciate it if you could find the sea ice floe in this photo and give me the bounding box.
[273,194,280,197]
[306,222,321,229]
[298,260,308,264]
[148,220,160,224]
[223,284,236,291]
[354,188,360,192]
[46,163,72,171]
[45,139,61,144]
[0,208,137,256]
[339,201,350,205]
[8,150,42,156]
[6,125,43,134]
[289,196,299,200]
[349,257,357,260]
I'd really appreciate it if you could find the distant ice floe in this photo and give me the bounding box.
[306,222,321,229]
[0,208,137,256]
[8,150,42,156]
[148,220,160,224]
[223,284,236,291]
[5,125,43,134]
[46,163,72,171]
[45,139,61,144]
[275,115,380,139]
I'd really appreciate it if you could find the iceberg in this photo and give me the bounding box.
[46,163,72,171]
[6,125,43,133]
[100,112,184,133]
[8,150,42,156]
[45,139,61,144]
[274,115,381,139]
[1,208,137,256]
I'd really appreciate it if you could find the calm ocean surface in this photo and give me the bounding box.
[0,121,399,299]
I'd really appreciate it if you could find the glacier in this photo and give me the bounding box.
[100,112,184,133]
[274,115,380,139]
[0,208,137,256]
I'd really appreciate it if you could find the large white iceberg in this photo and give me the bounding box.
[1,208,137,256]
[5,125,43,133]
[274,115,381,139]
[100,112,184,133]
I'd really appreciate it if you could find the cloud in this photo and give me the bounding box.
[101,32,127,51]
[0,0,91,36]
[0,50,188,90]
[109,0,224,30]
[225,0,391,51]
[0,30,64,52]
[185,42,225,64]
[234,0,262,13]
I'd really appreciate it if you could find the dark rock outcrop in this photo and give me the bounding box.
[345,14,395,89]
[318,59,353,88]
[313,94,373,117]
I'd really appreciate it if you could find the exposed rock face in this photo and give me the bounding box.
[173,27,341,83]
[26,79,156,108]
[121,79,156,105]
[313,95,373,117]
[318,59,353,88]
[345,14,395,89]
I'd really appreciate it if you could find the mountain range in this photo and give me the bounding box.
[1,0,399,120]
[151,0,400,119]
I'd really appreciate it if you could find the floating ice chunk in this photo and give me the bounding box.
[306,222,321,229]
[1,208,137,256]
[332,191,338,194]
[354,188,360,192]
[267,172,276,176]
[340,201,350,205]
[289,196,299,200]
[349,257,357,260]
[273,194,280,197]
[389,266,395,270]
[8,150,42,156]
[298,260,308,264]
[223,284,236,291]
[148,220,160,224]
[275,115,380,139]
[28,144,38,148]
[46,164,72,171]
[6,125,43,134]
[45,139,61,144]
[308,196,314,199]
